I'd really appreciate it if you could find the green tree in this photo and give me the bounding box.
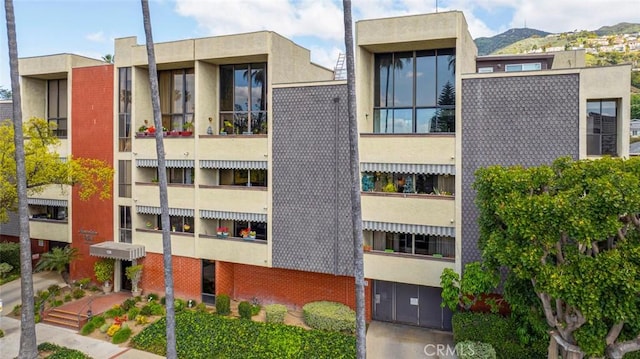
[632,93,640,119]
[34,246,79,285]
[0,85,11,100]
[0,118,113,222]
[474,157,640,358]
[101,54,114,64]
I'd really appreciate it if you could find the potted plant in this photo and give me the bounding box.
[137,124,147,137]
[94,259,115,294]
[183,223,192,232]
[182,121,194,136]
[216,226,228,238]
[240,227,253,240]
[125,264,143,297]
[249,231,257,239]
[220,120,233,135]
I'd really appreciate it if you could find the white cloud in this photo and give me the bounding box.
[85,31,105,43]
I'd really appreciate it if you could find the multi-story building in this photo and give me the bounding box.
[1,11,630,330]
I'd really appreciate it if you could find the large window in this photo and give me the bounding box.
[29,205,67,221]
[362,172,454,195]
[159,69,194,132]
[219,169,267,187]
[48,79,68,137]
[157,215,194,233]
[118,67,132,152]
[372,232,454,257]
[220,63,267,134]
[119,160,132,197]
[167,167,194,185]
[374,49,455,134]
[233,221,267,241]
[119,206,132,243]
[587,100,618,156]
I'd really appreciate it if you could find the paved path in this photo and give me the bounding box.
[366,321,457,359]
[0,271,62,316]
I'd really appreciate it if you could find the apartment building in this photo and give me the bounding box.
[1,11,630,330]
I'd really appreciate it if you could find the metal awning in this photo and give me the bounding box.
[136,159,194,168]
[360,163,455,175]
[200,209,267,223]
[363,220,455,237]
[27,198,68,207]
[136,205,194,217]
[199,160,267,170]
[89,242,146,260]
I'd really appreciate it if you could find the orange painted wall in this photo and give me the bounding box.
[69,65,114,281]
[217,262,372,321]
[140,253,202,300]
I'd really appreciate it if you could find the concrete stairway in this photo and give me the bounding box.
[42,308,88,330]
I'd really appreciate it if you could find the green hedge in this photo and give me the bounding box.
[131,310,355,358]
[456,341,496,359]
[37,342,93,359]
[238,301,252,320]
[0,242,20,273]
[302,301,355,334]
[112,326,132,344]
[452,312,545,359]
[216,294,231,315]
[265,304,287,324]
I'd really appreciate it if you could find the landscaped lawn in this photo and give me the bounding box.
[131,310,356,358]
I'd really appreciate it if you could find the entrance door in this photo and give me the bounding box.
[395,283,419,325]
[201,260,215,305]
[419,286,443,328]
[373,280,394,322]
[121,260,132,291]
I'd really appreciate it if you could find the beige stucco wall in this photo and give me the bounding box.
[362,195,455,228]
[364,253,454,287]
[198,187,268,214]
[197,238,268,267]
[135,230,194,257]
[196,137,268,161]
[359,136,455,164]
[30,221,69,243]
[133,185,195,209]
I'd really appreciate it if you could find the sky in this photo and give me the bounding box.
[1,0,639,89]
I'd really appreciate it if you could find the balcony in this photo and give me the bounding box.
[197,135,267,162]
[364,251,454,287]
[133,183,195,209]
[134,228,194,257]
[359,134,455,165]
[198,185,267,214]
[361,192,455,228]
[197,234,268,267]
[29,219,69,242]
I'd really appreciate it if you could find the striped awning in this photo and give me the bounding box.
[200,160,267,170]
[363,220,455,237]
[361,163,455,175]
[136,159,194,168]
[27,198,68,207]
[90,241,145,260]
[200,210,267,223]
[136,205,194,217]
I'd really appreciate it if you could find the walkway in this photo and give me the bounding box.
[366,321,457,359]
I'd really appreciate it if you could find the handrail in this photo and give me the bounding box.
[77,293,98,325]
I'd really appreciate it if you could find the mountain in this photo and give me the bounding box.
[595,22,640,36]
[474,28,550,56]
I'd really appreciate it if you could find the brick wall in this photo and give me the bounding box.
[218,262,372,320]
[140,253,201,300]
[69,65,114,281]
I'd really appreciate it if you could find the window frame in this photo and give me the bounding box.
[47,79,68,138]
[118,67,132,152]
[119,206,132,243]
[587,99,618,156]
[118,160,132,197]
[159,68,195,132]
[219,63,268,135]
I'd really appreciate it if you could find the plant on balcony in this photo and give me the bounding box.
[216,226,229,238]
[249,231,256,239]
[183,223,191,232]
[240,227,251,239]
[125,264,143,297]
[220,120,234,135]
[182,122,194,136]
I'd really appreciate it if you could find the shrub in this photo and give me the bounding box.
[174,298,185,312]
[64,294,72,302]
[0,242,20,271]
[99,323,110,333]
[128,307,140,319]
[47,284,61,296]
[160,296,166,305]
[452,312,544,359]
[0,329,4,338]
[251,304,261,316]
[89,315,106,327]
[456,341,497,359]
[11,304,21,316]
[238,301,252,320]
[72,288,85,299]
[195,303,208,313]
[107,324,121,337]
[75,277,91,288]
[51,299,63,307]
[147,293,159,302]
[150,302,165,316]
[104,306,125,318]
[37,342,92,359]
[135,315,149,325]
[121,298,137,311]
[302,301,356,334]
[80,322,96,336]
[216,294,230,315]
[112,326,132,344]
[140,304,153,316]
[265,304,287,324]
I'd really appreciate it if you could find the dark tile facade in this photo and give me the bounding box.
[272,84,355,276]
[460,74,580,265]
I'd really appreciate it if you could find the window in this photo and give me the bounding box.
[118,68,132,152]
[372,232,454,257]
[119,206,132,243]
[505,63,542,72]
[118,160,132,197]
[29,205,67,221]
[48,79,68,137]
[477,67,494,73]
[233,221,267,241]
[220,63,267,134]
[159,69,194,132]
[587,100,618,156]
[157,215,194,233]
[167,168,194,185]
[374,49,455,134]
[219,169,267,187]
[361,172,454,195]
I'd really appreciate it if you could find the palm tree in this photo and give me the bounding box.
[34,246,79,285]
[101,54,114,64]
[342,1,366,357]
[4,0,38,357]
[140,1,177,357]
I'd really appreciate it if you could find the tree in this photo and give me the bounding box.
[101,54,114,64]
[342,1,366,357]
[140,1,177,357]
[4,0,38,356]
[475,157,640,358]
[631,93,640,119]
[0,85,11,100]
[34,246,79,285]
[0,118,113,222]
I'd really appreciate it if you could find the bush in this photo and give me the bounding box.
[140,304,153,316]
[47,284,61,296]
[37,342,92,359]
[122,298,137,311]
[452,312,544,359]
[64,294,72,302]
[72,288,86,299]
[128,307,140,319]
[11,304,21,316]
[0,242,20,272]
[265,304,287,324]
[174,298,185,312]
[456,341,496,359]
[238,301,252,320]
[104,306,125,318]
[147,293,159,302]
[131,310,356,358]
[80,322,96,336]
[150,302,165,316]
[195,303,208,313]
[112,326,132,344]
[99,323,110,333]
[0,329,4,338]
[302,301,356,334]
[75,277,91,288]
[216,294,230,315]
[89,315,105,327]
